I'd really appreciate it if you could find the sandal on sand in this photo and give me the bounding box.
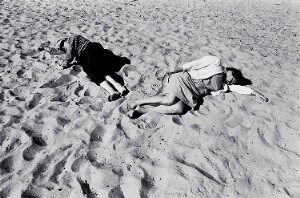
[108,93,121,102]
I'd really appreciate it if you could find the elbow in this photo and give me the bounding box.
[211,85,223,92]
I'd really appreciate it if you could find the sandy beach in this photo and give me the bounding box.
[0,0,300,197]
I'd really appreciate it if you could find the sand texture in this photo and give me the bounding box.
[0,0,300,197]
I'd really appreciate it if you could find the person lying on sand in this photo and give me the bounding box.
[128,55,268,118]
[56,34,130,101]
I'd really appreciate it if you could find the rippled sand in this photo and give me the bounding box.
[0,0,299,197]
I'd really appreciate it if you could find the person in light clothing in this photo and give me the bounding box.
[128,55,268,118]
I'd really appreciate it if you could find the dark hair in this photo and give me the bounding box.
[226,67,252,86]
[57,38,68,52]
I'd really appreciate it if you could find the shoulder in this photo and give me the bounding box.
[68,34,87,42]
[211,73,225,80]
[201,55,221,64]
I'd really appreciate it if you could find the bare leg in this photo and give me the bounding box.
[128,101,188,119]
[149,101,187,114]
[105,75,127,95]
[130,94,178,109]
[100,80,121,101]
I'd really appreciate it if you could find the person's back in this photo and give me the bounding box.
[59,34,92,68]
[55,34,130,101]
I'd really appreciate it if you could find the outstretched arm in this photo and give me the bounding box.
[228,85,268,102]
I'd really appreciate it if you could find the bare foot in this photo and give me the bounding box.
[108,92,121,102]
[127,106,147,119]
[130,101,139,109]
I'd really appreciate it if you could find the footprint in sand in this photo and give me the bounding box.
[16,68,25,78]
[20,49,38,59]
[40,74,73,88]
[77,177,98,198]
[22,143,44,161]
[70,65,83,76]
[0,186,13,198]
[56,116,71,127]
[3,115,23,128]
[32,157,51,183]
[90,101,103,112]
[21,187,42,198]
[50,155,70,184]
[137,118,159,130]
[74,84,85,97]
[71,155,86,173]
[191,124,202,131]
[89,125,106,149]
[0,156,14,175]
[108,186,125,198]
[50,93,68,102]
[22,125,48,146]
[140,168,154,197]
[0,129,7,146]
[21,125,49,161]
[27,93,44,110]
[90,126,105,142]
[171,116,183,126]
[0,91,5,102]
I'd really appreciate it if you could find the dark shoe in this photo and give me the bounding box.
[120,88,129,96]
[108,92,121,102]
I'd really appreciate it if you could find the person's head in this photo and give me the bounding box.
[225,67,252,86]
[56,38,68,53]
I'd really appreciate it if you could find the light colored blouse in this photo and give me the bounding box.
[211,84,254,96]
[181,56,225,80]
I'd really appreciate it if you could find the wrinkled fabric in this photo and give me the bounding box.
[164,72,224,109]
[181,55,224,80]
[164,72,200,109]
[192,73,224,94]
[65,34,92,67]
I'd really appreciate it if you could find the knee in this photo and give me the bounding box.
[172,102,188,114]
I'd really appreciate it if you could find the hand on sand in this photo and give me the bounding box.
[255,93,269,103]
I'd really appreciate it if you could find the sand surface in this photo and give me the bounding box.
[0,0,300,197]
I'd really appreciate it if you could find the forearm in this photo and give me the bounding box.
[61,55,75,69]
[228,85,254,95]
[229,85,268,102]
[170,66,184,73]
[210,84,228,96]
